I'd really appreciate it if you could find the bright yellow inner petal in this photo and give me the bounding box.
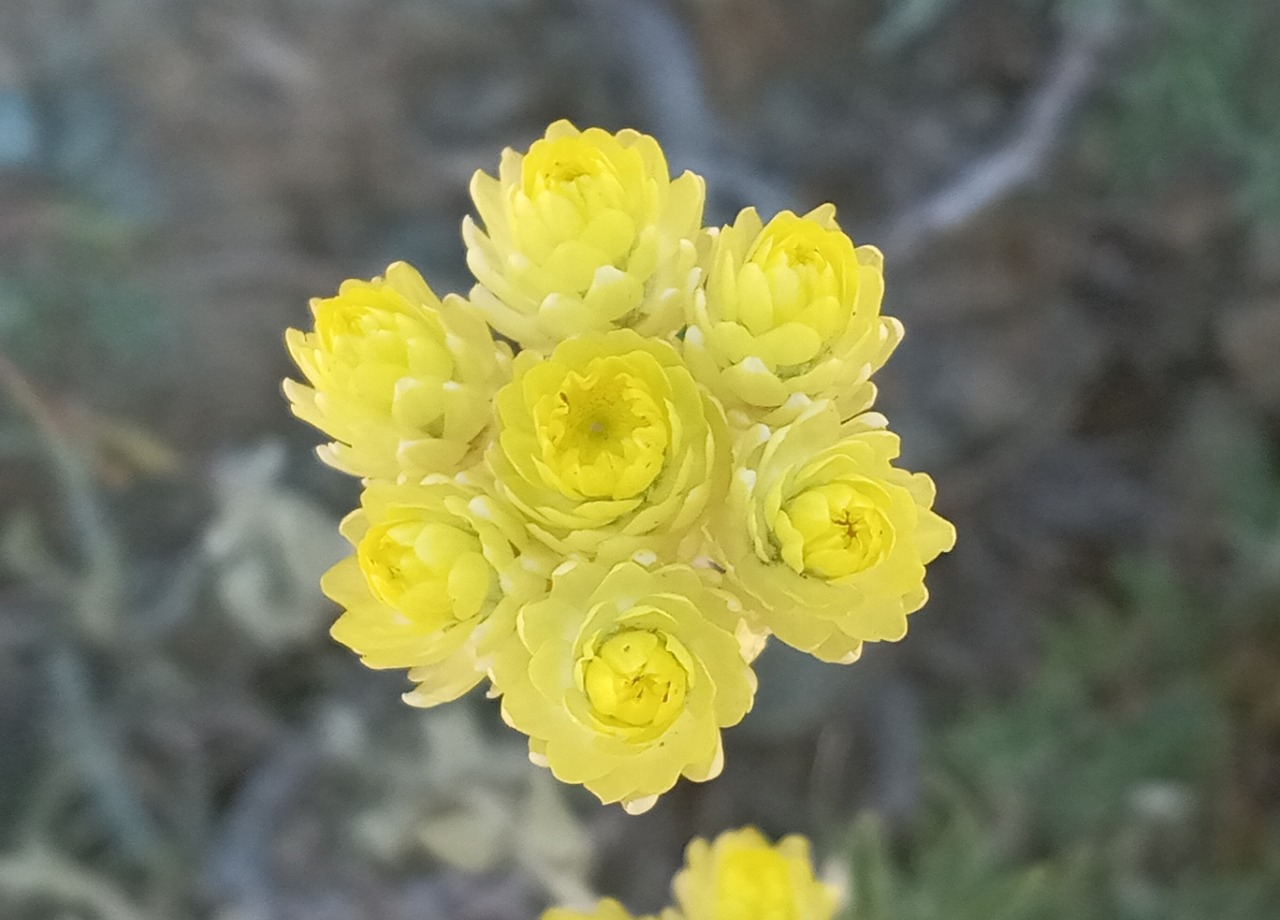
[745,214,855,334]
[583,629,688,732]
[714,847,797,920]
[357,515,492,627]
[523,136,615,202]
[535,355,670,500]
[779,480,894,579]
[315,300,371,342]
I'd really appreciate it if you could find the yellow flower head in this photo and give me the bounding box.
[285,262,509,480]
[683,205,900,421]
[543,899,656,920]
[491,561,756,813]
[464,121,705,351]
[720,403,955,663]
[671,827,838,920]
[491,329,728,562]
[285,120,957,815]
[323,475,551,707]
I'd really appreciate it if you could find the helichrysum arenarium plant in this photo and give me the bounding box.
[285,120,956,813]
[541,826,839,920]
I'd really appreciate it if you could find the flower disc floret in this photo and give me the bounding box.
[684,205,900,421]
[491,561,756,813]
[583,629,689,733]
[720,403,956,663]
[464,120,705,351]
[491,329,728,561]
[285,261,509,480]
[323,475,551,707]
[671,827,838,920]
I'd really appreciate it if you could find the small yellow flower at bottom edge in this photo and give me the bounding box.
[490,560,756,814]
[671,827,838,920]
[542,898,664,920]
[322,474,551,707]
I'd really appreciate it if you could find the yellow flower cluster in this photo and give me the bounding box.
[285,121,954,812]
[544,827,838,920]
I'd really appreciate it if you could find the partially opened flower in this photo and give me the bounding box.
[720,402,955,663]
[323,475,551,707]
[464,120,705,351]
[491,329,728,562]
[285,261,509,480]
[683,205,900,423]
[491,561,756,813]
[672,827,838,920]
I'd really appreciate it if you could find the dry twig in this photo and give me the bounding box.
[883,6,1124,261]
[0,849,148,920]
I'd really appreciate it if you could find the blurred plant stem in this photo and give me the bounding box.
[0,348,168,903]
[0,850,147,920]
[46,646,164,868]
[0,348,123,646]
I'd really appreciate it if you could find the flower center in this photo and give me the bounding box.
[776,237,825,270]
[535,355,670,500]
[778,480,894,579]
[743,215,856,338]
[751,220,838,276]
[316,300,414,366]
[357,515,493,627]
[316,301,372,342]
[715,848,798,920]
[582,628,689,733]
[523,136,612,199]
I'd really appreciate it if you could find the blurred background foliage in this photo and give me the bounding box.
[1,0,1278,918]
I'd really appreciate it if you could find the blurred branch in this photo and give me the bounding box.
[583,0,1126,242]
[882,4,1124,261]
[206,737,315,912]
[0,849,149,920]
[47,646,164,866]
[14,762,77,850]
[0,353,163,868]
[865,675,924,830]
[0,350,124,644]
